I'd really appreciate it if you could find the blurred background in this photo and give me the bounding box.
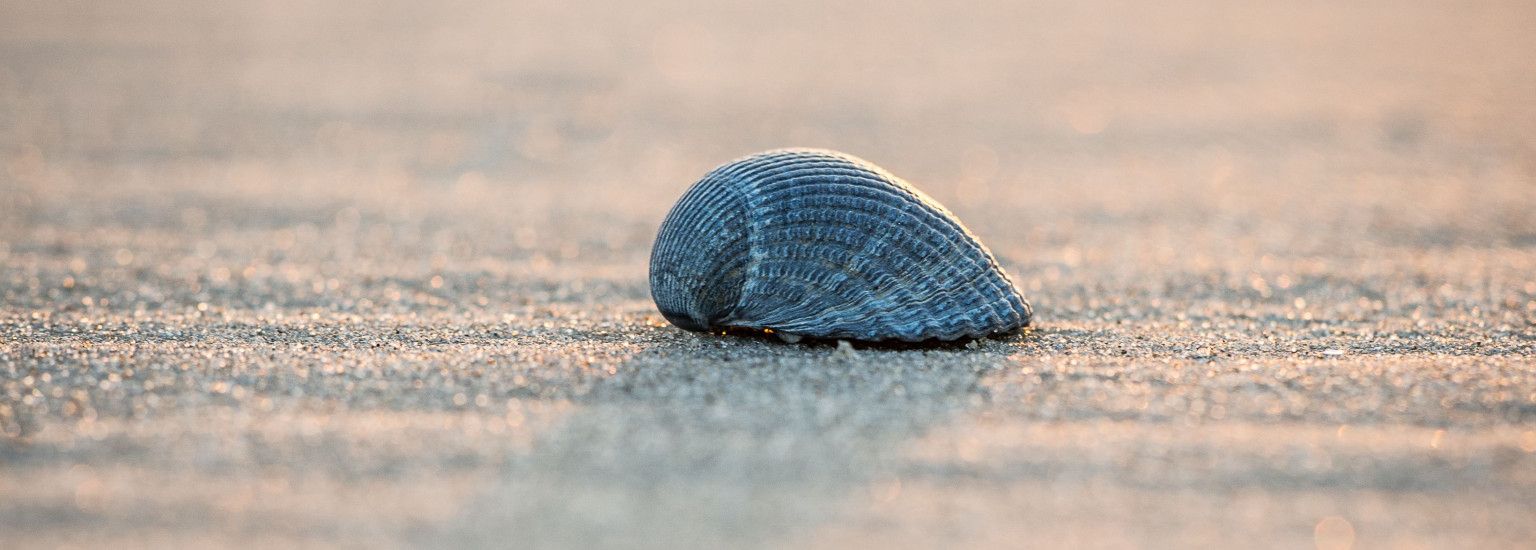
[5,0,1532,270]
[3,1,1535,548]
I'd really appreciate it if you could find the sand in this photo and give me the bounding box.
[2,1,1535,548]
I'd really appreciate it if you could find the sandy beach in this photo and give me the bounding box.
[3,1,1535,547]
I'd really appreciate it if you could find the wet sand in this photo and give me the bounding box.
[2,1,1535,548]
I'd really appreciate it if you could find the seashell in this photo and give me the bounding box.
[649,148,1032,342]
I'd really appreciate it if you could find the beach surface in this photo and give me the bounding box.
[3,1,1535,547]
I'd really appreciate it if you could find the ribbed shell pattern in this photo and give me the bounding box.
[649,149,1032,342]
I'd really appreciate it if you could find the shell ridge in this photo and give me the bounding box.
[653,150,820,329]
[745,158,1020,337]
[753,224,1006,338]
[735,242,879,329]
[649,164,755,329]
[753,170,992,269]
[743,184,949,332]
[755,178,992,279]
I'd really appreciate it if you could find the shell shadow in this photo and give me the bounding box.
[438,330,1031,549]
[717,325,1034,351]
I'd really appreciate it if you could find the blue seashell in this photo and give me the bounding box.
[649,149,1032,342]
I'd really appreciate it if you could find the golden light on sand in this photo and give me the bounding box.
[1057,89,1114,135]
[869,475,903,505]
[1314,516,1356,550]
[953,144,999,207]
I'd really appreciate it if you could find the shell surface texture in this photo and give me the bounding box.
[649,148,1032,343]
